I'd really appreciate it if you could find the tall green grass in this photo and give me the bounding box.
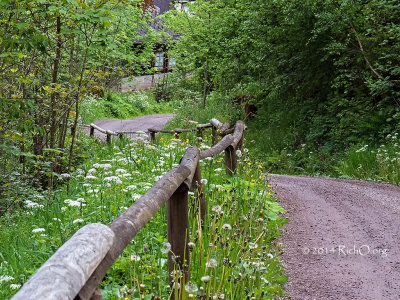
[0,128,286,299]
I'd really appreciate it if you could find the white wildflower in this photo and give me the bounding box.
[24,200,44,209]
[73,218,84,224]
[131,254,141,262]
[10,284,21,290]
[0,275,14,283]
[236,149,242,157]
[104,176,122,185]
[201,178,208,184]
[64,199,84,207]
[60,173,71,178]
[133,194,142,200]
[87,168,97,174]
[32,228,45,233]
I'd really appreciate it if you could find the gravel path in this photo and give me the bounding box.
[269,174,400,300]
[89,113,175,140]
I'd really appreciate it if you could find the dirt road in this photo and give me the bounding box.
[269,174,400,300]
[89,113,175,140]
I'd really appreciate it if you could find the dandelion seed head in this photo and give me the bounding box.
[201,275,211,283]
[161,242,171,254]
[248,242,258,250]
[130,254,141,262]
[185,282,198,293]
[206,258,218,268]
[222,223,231,231]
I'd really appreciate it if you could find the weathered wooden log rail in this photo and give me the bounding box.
[13,119,245,300]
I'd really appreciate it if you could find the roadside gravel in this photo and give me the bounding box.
[269,174,400,300]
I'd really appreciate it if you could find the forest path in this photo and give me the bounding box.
[88,113,175,140]
[269,174,400,300]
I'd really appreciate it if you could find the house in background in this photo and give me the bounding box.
[122,0,191,92]
[141,0,177,73]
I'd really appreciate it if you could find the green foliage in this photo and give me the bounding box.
[0,0,155,191]
[163,0,400,178]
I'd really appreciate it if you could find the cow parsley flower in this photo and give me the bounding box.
[24,200,44,209]
[0,275,14,283]
[10,284,21,290]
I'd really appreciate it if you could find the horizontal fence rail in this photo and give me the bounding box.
[13,118,245,300]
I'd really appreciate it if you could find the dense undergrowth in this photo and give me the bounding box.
[0,117,287,299]
[160,76,400,186]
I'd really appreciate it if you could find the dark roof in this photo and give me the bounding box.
[135,0,179,44]
[154,0,171,15]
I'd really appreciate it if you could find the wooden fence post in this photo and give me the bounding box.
[224,145,237,175]
[197,127,203,139]
[149,130,156,142]
[212,126,217,145]
[167,183,190,294]
[89,287,102,300]
[90,126,94,137]
[192,163,206,223]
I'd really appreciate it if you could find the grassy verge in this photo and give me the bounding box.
[0,126,287,299]
[80,90,176,124]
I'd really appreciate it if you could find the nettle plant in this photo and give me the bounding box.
[0,131,286,299]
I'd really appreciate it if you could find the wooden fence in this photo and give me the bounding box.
[12,118,245,300]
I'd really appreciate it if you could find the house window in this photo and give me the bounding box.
[175,1,194,14]
[155,52,164,69]
[168,55,176,68]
